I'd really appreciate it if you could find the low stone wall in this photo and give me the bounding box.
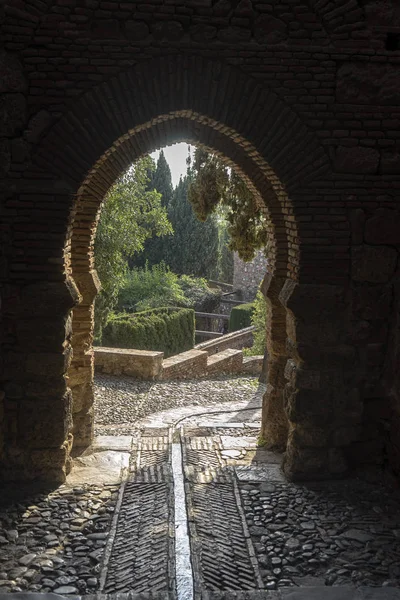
[162,349,208,380]
[207,349,243,376]
[94,347,163,379]
[195,327,255,356]
[242,355,264,376]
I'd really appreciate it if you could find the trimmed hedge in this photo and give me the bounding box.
[102,307,195,358]
[229,302,254,332]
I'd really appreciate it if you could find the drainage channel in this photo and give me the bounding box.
[172,428,194,600]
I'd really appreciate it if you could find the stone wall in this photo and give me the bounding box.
[195,327,255,356]
[162,350,208,381]
[1,0,400,482]
[233,252,269,302]
[94,348,163,380]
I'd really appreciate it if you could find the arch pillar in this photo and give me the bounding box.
[280,281,363,480]
[68,270,101,449]
[0,276,80,481]
[260,272,290,449]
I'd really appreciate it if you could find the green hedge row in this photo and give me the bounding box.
[229,302,254,332]
[102,307,195,358]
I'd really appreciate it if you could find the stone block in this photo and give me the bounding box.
[206,348,243,376]
[26,348,72,378]
[18,391,72,449]
[283,444,329,480]
[218,26,251,43]
[152,20,184,41]
[335,146,379,174]
[73,270,101,304]
[349,208,365,245]
[92,19,120,38]
[352,283,393,320]
[125,20,150,41]
[190,24,217,42]
[162,349,208,380]
[333,425,361,446]
[95,347,164,379]
[25,109,53,143]
[18,279,80,317]
[337,63,400,105]
[0,51,27,92]
[0,93,27,136]
[285,387,333,426]
[381,152,400,174]
[0,138,10,176]
[365,209,400,245]
[291,425,329,448]
[254,15,287,44]
[16,318,71,352]
[352,245,398,283]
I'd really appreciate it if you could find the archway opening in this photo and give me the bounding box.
[64,115,296,476]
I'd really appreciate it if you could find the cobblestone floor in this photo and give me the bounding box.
[0,376,400,600]
[94,374,260,435]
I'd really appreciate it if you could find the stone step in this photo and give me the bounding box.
[242,354,264,375]
[162,349,208,380]
[206,348,243,376]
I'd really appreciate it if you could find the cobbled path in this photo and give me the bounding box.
[1,377,400,600]
[94,374,259,435]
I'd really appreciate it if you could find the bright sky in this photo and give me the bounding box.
[151,142,190,187]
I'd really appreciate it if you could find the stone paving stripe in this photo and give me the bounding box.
[235,465,285,482]
[104,482,173,593]
[172,434,194,600]
[188,482,260,592]
[99,480,127,592]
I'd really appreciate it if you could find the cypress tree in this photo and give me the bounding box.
[166,175,219,278]
[134,150,174,267]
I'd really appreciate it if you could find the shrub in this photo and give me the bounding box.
[248,290,268,355]
[178,274,222,312]
[229,302,254,332]
[102,307,195,357]
[117,263,189,313]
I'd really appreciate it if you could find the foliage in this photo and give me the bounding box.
[102,307,195,357]
[117,263,222,315]
[229,302,255,332]
[165,174,220,278]
[117,262,189,313]
[178,274,222,313]
[94,156,173,339]
[243,289,268,356]
[188,148,270,262]
[251,290,268,354]
[213,211,234,283]
[134,150,174,269]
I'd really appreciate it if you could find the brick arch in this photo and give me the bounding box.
[67,113,295,452]
[27,54,344,482]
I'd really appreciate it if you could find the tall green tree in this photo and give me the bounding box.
[134,150,174,268]
[94,156,173,339]
[165,174,219,278]
[188,148,269,261]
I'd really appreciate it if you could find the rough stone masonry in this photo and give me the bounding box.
[0,0,400,483]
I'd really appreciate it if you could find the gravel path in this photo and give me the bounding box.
[94,374,260,435]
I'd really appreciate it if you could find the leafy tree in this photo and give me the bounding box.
[134,150,174,268]
[188,148,269,261]
[94,156,173,340]
[165,174,219,278]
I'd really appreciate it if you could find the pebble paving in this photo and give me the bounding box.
[94,374,259,435]
[1,375,400,600]
[0,484,118,595]
[241,480,400,591]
